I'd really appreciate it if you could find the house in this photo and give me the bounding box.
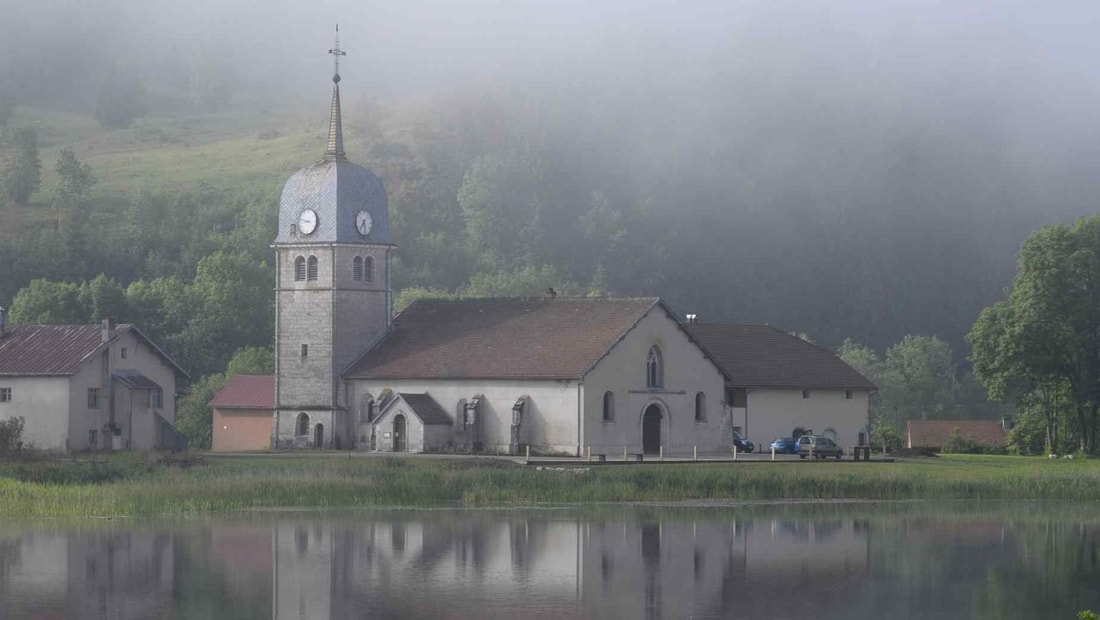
[686,324,876,450]
[210,375,275,452]
[0,316,188,452]
[906,420,1007,450]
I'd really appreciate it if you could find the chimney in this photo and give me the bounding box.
[685,313,698,324]
[102,317,116,343]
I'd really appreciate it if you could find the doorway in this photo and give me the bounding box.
[642,405,662,454]
[394,415,407,452]
[314,423,324,448]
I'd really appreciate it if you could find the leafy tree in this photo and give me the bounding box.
[462,264,576,298]
[395,286,456,312]
[969,215,1100,452]
[8,279,86,324]
[225,346,274,376]
[124,276,192,349]
[880,335,957,428]
[94,69,148,130]
[77,274,128,322]
[0,126,40,205]
[53,148,96,201]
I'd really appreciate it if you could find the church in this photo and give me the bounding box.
[210,34,874,457]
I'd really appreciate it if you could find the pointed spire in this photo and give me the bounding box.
[324,25,347,162]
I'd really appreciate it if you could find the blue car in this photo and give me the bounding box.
[769,437,799,454]
[733,431,755,453]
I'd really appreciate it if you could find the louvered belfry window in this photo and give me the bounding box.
[307,256,319,281]
[353,256,363,281]
[294,256,306,281]
[364,256,374,282]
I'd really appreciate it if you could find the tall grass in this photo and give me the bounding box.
[1,454,1099,518]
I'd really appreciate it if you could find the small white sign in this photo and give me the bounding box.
[383,432,392,438]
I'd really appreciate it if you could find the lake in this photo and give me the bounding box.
[1,501,1097,619]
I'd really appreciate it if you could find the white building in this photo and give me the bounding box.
[0,317,188,452]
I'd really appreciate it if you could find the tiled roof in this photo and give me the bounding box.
[210,375,275,409]
[398,393,452,425]
[907,421,1007,448]
[346,297,662,380]
[113,369,161,391]
[0,324,108,375]
[0,324,188,378]
[686,324,876,390]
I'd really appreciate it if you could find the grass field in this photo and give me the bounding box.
[0,453,1098,518]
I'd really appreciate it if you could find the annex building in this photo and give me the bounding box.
[211,37,874,456]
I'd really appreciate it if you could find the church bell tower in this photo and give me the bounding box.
[272,27,393,449]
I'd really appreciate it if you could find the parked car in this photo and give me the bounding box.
[769,437,799,454]
[798,435,843,459]
[733,431,755,453]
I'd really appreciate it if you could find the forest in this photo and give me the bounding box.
[2,1,1100,450]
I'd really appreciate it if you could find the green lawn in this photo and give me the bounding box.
[0,453,1098,518]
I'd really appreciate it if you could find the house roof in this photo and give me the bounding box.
[686,324,876,390]
[112,369,162,391]
[396,393,452,425]
[210,375,275,409]
[0,324,187,379]
[345,297,667,380]
[907,420,1007,448]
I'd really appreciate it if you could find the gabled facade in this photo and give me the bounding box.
[0,318,187,451]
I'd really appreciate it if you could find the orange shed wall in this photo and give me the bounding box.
[213,407,273,452]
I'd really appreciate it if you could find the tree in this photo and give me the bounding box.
[95,69,148,130]
[52,147,96,232]
[969,215,1100,452]
[1,126,40,205]
[879,335,957,428]
[8,279,86,324]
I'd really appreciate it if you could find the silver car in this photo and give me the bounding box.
[797,435,843,459]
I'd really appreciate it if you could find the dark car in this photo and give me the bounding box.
[798,435,843,459]
[769,437,799,454]
[733,431,754,453]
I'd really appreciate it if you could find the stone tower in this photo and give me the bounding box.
[272,30,393,449]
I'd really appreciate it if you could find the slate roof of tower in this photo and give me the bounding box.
[274,159,391,245]
[346,297,671,380]
[210,375,275,409]
[686,324,875,390]
[397,393,452,425]
[0,324,188,378]
[907,420,1007,449]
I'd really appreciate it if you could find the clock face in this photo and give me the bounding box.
[355,210,373,236]
[298,209,318,235]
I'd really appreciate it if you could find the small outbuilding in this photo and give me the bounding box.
[210,375,275,452]
[371,392,453,453]
[906,420,1007,450]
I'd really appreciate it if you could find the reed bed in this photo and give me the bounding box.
[0,454,1098,518]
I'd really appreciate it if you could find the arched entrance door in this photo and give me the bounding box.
[314,423,324,448]
[393,415,407,452]
[642,405,662,455]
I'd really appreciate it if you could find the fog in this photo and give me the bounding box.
[3,0,1100,353]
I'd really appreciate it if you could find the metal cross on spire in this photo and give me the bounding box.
[328,24,346,83]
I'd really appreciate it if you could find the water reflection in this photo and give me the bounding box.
[1,504,1099,619]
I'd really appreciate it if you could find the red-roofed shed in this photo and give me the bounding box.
[210,375,274,452]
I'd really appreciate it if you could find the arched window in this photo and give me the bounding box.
[646,346,663,388]
[294,256,306,281]
[359,394,375,424]
[602,391,614,421]
[364,256,374,283]
[695,392,706,422]
[296,412,309,436]
[353,256,363,281]
[306,256,319,281]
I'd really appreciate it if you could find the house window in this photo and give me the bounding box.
[296,412,310,436]
[306,256,319,281]
[301,344,308,358]
[0,388,10,403]
[353,256,363,281]
[695,392,706,422]
[89,429,98,448]
[802,389,810,399]
[120,347,127,359]
[602,391,614,421]
[294,256,306,281]
[845,389,853,400]
[364,256,374,283]
[148,388,163,409]
[88,388,100,409]
[646,346,663,389]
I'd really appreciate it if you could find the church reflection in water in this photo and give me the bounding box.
[0,511,875,619]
